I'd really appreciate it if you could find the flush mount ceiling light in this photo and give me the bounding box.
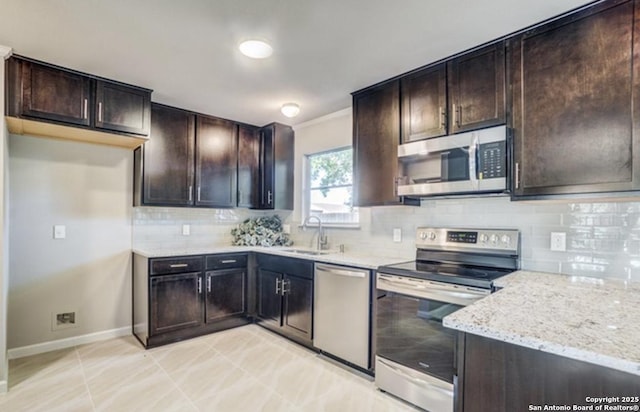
[238,40,273,59]
[281,102,300,118]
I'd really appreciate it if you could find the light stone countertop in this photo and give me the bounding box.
[443,270,640,376]
[132,245,410,270]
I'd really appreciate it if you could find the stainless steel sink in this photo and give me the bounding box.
[283,248,332,256]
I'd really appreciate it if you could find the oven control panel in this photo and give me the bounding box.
[416,227,519,254]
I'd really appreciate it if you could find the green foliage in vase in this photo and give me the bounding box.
[231,215,293,247]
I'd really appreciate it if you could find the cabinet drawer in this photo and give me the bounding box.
[150,256,204,275]
[256,253,313,279]
[206,253,247,270]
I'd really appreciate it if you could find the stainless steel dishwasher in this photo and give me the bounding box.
[313,263,371,370]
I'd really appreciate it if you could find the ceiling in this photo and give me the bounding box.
[0,0,593,126]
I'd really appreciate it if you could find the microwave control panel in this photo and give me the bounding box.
[477,141,506,179]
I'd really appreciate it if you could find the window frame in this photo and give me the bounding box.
[303,146,359,228]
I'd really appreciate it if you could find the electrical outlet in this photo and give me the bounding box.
[393,228,402,243]
[182,224,190,236]
[53,225,66,239]
[550,232,566,252]
[282,224,291,234]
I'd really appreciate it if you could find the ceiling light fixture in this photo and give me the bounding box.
[238,40,273,59]
[281,102,300,118]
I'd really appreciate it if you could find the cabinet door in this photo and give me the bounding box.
[142,104,195,206]
[257,269,282,327]
[150,272,203,336]
[20,61,91,126]
[448,42,505,134]
[459,333,640,412]
[272,124,294,210]
[282,274,313,341]
[511,0,640,197]
[353,80,402,206]
[257,126,275,209]
[95,80,151,136]
[237,124,259,208]
[195,116,238,207]
[401,64,447,142]
[205,268,246,322]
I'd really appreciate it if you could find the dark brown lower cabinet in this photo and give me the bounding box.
[133,253,250,348]
[150,272,203,336]
[456,333,640,412]
[205,268,246,322]
[255,254,313,347]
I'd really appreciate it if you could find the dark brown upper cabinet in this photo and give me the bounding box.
[135,103,195,206]
[353,80,404,206]
[195,115,238,208]
[237,124,260,208]
[401,64,447,142]
[135,104,238,208]
[95,80,150,136]
[448,41,505,134]
[16,59,92,127]
[256,123,294,210]
[6,55,151,149]
[399,42,505,143]
[510,0,640,198]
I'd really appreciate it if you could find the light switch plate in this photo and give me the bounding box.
[53,225,66,239]
[182,224,190,236]
[282,224,291,234]
[393,228,402,243]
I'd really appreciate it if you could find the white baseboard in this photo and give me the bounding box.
[0,379,7,394]
[7,326,131,360]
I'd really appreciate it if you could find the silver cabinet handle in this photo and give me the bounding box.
[207,276,211,293]
[267,190,273,205]
[439,106,446,129]
[169,263,188,268]
[197,186,201,202]
[515,162,520,190]
[316,264,366,278]
[221,259,237,264]
[452,104,461,127]
[189,185,193,202]
[281,279,289,295]
[275,278,281,295]
[197,277,202,294]
[83,99,88,119]
[98,102,103,123]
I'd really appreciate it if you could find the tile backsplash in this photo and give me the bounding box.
[133,196,640,281]
[133,207,291,250]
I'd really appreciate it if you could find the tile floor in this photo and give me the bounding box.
[0,325,420,411]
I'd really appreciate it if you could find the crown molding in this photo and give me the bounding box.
[0,45,12,60]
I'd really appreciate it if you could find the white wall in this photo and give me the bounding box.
[0,45,13,393]
[8,135,132,349]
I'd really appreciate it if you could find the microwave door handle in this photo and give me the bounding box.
[469,133,479,189]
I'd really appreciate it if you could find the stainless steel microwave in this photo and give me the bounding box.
[397,125,507,197]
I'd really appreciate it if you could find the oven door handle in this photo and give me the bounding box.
[377,276,488,304]
[378,277,489,299]
[377,358,453,396]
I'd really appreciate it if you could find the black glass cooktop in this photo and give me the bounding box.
[377,260,513,289]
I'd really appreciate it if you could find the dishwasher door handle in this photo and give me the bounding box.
[316,264,366,278]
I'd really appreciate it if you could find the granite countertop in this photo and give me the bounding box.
[443,270,640,376]
[132,245,409,270]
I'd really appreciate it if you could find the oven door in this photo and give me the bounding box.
[375,273,489,383]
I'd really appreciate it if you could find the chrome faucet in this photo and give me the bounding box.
[303,215,328,251]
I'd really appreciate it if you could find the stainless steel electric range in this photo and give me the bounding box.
[375,227,520,412]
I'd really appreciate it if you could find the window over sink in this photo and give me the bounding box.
[304,147,359,226]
